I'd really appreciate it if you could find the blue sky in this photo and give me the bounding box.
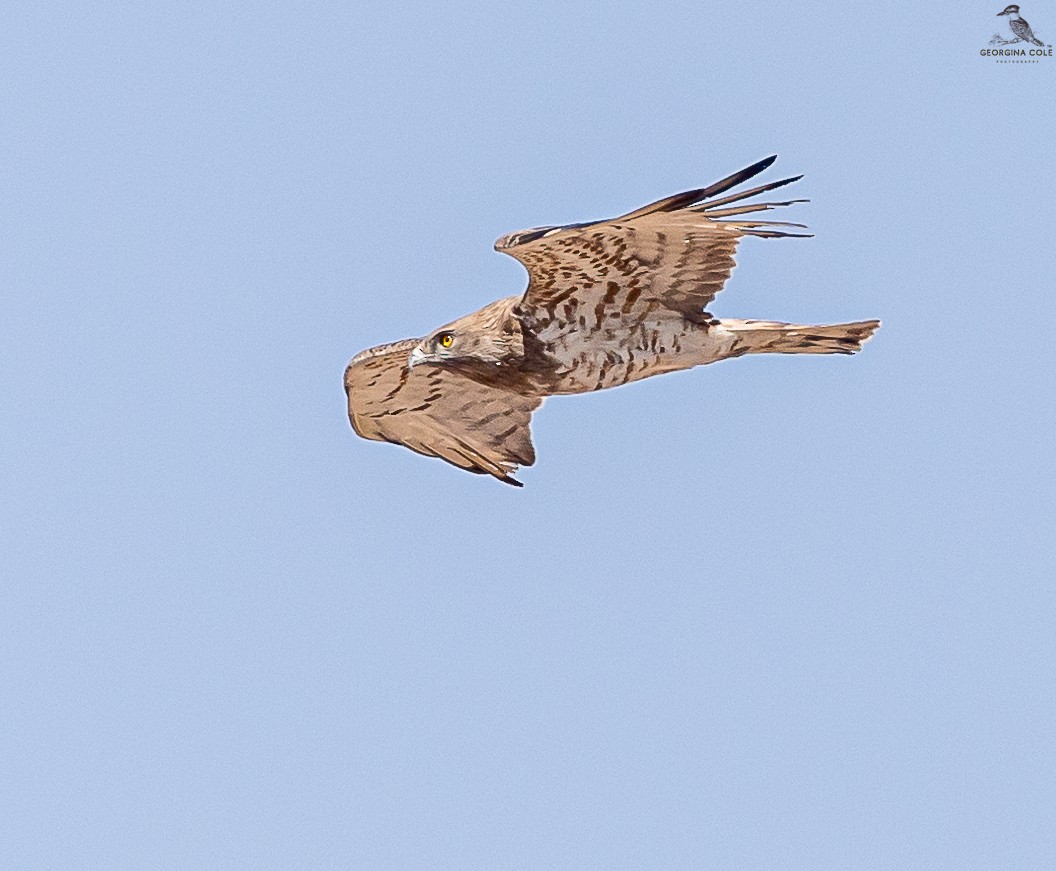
[3,2,1055,868]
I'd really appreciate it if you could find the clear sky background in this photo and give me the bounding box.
[3,2,1055,868]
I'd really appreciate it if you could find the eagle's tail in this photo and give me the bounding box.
[719,318,881,356]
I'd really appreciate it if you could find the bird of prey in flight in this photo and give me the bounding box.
[344,156,879,486]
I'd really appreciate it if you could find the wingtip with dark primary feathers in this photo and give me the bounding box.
[700,155,777,194]
[614,155,803,223]
[497,156,807,249]
[465,464,524,486]
[699,176,804,212]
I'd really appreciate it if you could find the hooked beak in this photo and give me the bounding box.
[408,346,428,368]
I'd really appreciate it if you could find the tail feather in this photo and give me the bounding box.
[719,318,881,356]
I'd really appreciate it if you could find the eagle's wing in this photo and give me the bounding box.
[344,339,542,487]
[495,156,809,329]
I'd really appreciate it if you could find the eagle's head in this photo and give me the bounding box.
[408,296,524,373]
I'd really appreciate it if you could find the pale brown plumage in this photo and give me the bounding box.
[345,338,541,482]
[344,156,880,486]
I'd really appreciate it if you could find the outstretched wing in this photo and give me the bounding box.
[344,339,542,487]
[495,156,810,330]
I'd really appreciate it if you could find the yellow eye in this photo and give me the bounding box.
[439,333,454,348]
